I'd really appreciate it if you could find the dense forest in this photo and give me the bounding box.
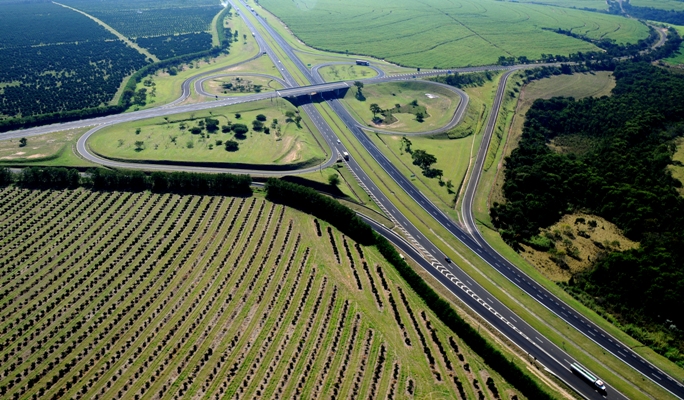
[622,1,684,25]
[491,62,684,361]
[135,32,213,60]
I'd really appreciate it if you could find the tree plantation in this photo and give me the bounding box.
[0,185,522,399]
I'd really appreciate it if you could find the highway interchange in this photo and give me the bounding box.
[2,1,683,398]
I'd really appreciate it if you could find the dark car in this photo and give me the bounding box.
[445,257,452,264]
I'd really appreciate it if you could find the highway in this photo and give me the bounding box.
[240,2,684,398]
[1,1,681,398]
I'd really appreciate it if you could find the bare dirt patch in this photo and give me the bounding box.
[520,213,638,282]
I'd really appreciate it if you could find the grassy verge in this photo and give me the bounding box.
[0,128,97,168]
[313,89,678,399]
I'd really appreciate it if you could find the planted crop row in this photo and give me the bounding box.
[341,235,362,290]
[397,287,440,381]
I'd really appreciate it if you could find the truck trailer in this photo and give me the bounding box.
[570,363,606,393]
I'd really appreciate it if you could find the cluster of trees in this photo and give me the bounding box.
[429,71,494,88]
[401,137,444,180]
[265,178,375,245]
[491,62,684,350]
[134,33,213,60]
[621,2,684,25]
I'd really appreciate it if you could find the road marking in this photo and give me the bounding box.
[618,351,626,358]
[652,373,662,380]
[509,317,516,323]
[535,337,543,344]
[588,330,596,337]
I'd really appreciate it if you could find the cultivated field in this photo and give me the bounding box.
[256,0,650,67]
[89,100,327,168]
[0,188,521,399]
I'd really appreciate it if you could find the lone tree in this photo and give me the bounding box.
[415,111,425,122]
[256,114,267,122]
[369,103,381,118]
[225,140,239,152]
[19,138,27,147]
[354,81,365,100]
[328,173,341,186]
[134,141,144,151]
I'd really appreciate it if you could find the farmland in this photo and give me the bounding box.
[0,2,149,119]
[256,0,650,68]
[89,100,328,168]
[0,187,522,399]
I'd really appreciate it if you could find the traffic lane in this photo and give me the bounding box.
[362,217,617,400]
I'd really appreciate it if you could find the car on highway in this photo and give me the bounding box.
[336,139,341,144]
[445,257,452,264]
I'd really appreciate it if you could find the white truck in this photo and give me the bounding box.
[343,152,349,161]
[571,362,606,393]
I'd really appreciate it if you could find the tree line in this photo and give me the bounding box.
[0,166,252,196]
[491,62,684,362]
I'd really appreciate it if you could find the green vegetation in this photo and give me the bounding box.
[203,75,283,96]
[90,100,326,168]
[258,0,649,67]
[61,0,221,38]
[0,128,96,168]
[491,62,684,367]
[343,81,462,133]
[318,64,377,82]
[670,137,684,196]
[129,12,258,110]
[0,2,149,120]
[0,181,527,399]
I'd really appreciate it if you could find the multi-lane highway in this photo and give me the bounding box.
[239,3,684,398]
[2,1,682,398]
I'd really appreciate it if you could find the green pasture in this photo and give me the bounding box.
[90,99,327,167]
[664,24,684,65]
[0,128,96,167]
[342,81,462,133]
[257,0,649,68]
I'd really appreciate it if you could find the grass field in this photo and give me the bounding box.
[0,187,526,399]
[91,100,327,167]
[202,75,284,97]
[318,65,378,82]
[664,24,684,65]
[0,128,96,168]
[342,81,462,133]
[256,0,649,68]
